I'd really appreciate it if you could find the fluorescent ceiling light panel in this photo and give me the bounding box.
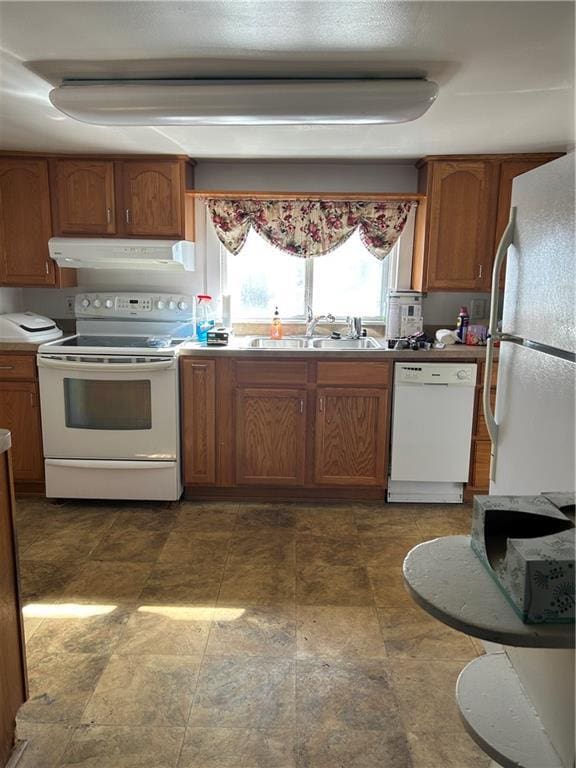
[49,79,438,125]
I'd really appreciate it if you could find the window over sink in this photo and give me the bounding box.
[219,221,414,322]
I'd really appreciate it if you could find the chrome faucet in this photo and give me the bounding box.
[305,304,335,338]
[346,316,363,339]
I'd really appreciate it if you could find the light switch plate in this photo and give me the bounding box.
[470,299,486,319]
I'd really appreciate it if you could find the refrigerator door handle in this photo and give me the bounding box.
[484,206,516,478]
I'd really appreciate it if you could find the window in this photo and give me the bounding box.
[221,227,395,321]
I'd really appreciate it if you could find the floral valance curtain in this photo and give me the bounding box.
[205,198,418,260]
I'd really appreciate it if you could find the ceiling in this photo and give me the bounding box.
[0,1,573,160]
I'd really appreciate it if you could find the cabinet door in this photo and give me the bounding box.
[426,160,497,291]
[494,159,550,249]
[314,387,388,486]
[120,160,182,237]
[52,159,116,235]
[236,388,306,486]
[0,158,55,286]
[0,383,44,482]
[0,447,27,766]
[181,360,216,485]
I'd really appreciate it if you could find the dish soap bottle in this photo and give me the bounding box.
[456,306,470,342]
[270,306,283,339]
[196,294,215,342]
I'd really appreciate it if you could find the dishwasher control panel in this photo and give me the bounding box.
[395,363,477,386]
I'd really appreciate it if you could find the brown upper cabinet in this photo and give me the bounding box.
[51,159,116,235]
[119,160,183,237]
[414,153,562,292]
[50,155,194,239]
[0,157,74,287]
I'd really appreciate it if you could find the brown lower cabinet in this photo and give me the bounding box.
[180,357,391,497]
[314,387,388,486]
[0,435,28,767]
[465,361,499,498]
[0,354,44,486]
[236,387,307,485]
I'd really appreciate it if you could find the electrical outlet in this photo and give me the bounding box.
[470,299,486,320]
[66,296,75,314]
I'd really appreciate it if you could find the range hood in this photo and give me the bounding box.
[48,238,195,271]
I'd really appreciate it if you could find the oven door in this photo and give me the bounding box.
[38,355,178,460]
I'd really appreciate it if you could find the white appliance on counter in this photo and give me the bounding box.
[482,153,575,768]
[0,312,62,343]
[48,238,195,271]
[37,292,195,501]
[385,290,423,341]
[388,362,477,503]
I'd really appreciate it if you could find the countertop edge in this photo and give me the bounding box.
[0,429,11,455]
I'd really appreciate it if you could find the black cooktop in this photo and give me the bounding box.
[59,335,182,349]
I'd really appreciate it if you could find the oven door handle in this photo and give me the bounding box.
[37,357,175,373]
[45,459,174,470]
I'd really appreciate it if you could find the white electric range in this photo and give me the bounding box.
[37,292,195,501]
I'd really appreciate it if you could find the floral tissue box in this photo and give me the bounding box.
[471,494,575,624]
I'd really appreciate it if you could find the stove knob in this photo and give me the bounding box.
[155,300,166,310]
[93,299,102,309]
[456,369,468,380]
[177,300,188,311]
[80,298,90,308]
[104,299,114,309]
[168,300,177,310]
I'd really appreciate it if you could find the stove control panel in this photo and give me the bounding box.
[75,293,195,319]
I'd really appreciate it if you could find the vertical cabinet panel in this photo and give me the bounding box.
[314,387,388,486]
[120,160,182,236]
[236,387,306,486]
[0,383,44,482]
[0,445,27,766]
[0,158,55,286]
[51,159,116,235]
[469,440,491,490]
[426,160,496,291]
[181,360,216,485]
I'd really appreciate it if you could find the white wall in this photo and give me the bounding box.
[0,288,23,314]
[195,161,418,192]
[423,291,492,326]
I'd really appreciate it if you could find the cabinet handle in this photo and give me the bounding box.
[300,399,304,414]
[318,397,324,413]
[190,363,207,369]
[45,261,50,275]
[0,365,15,370]
[125,208,130,224]
[29,392,35,407]
[106,208,112,224]
[478,264,483,279]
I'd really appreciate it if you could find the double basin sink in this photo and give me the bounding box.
[246,336,381,350]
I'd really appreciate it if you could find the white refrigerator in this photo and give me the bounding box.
[483,152,575,768]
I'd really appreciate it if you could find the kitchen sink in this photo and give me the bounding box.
[247,337,308,349]
[246,336,381,350]
[311,337,380,350]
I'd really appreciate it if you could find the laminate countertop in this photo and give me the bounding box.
[0,339,498,362]
[178,339,496,361]
[0,429,11,455]
[0,342,41,352]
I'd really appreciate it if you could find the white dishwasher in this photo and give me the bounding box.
[388,362,477,503]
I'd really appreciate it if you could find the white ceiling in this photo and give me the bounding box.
[0,1,573,160]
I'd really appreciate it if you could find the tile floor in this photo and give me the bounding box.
[13,498,491,767]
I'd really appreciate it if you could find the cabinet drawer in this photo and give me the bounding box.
[234,360,308,386]
[0,355,36,381]
[317,361,390,387]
